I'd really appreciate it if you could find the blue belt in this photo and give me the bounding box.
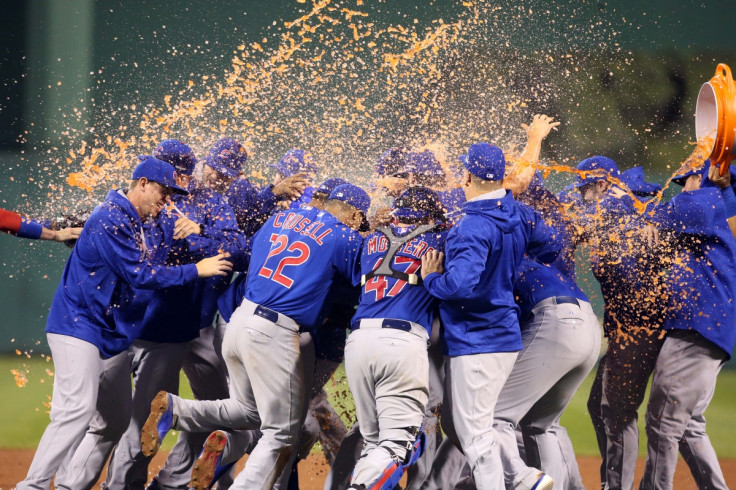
[254,305,279,323]
[350,319,413,332]
[555,296,580,306]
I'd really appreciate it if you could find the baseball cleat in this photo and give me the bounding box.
[141,391,175,457]
[530,472,554,490]
[190,430,228,490]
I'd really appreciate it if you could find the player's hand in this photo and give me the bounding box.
[520,114,560,143]
[272,172,311,200]
[421,250,445,278]
[52,226,82,243]
[371,207,393,227]
[643,223,660,248]
[609,186,628,199]
[195,253,233,278]
[708,162,731,189]
[174,216,202,240]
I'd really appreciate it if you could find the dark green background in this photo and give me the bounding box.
[1,0,735,353]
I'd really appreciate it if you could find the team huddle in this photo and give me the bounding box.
[5,113,736,490]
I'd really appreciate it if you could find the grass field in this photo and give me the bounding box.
[2,354,735,459]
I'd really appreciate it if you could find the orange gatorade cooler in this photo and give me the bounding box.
[696,63,736,175]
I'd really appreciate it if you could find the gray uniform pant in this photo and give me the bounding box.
[344,320,430,486]
[442,351,518,490]
[18,334,113,490]
[639,331,728,490]
[154,324,232,490]
[588,328,664,490]
[53,345,134,490]
[172,300,305,489]
[495,298,600,488]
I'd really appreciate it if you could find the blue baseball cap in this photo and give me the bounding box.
[328,183,371,214]
[315,177,350,196]
[671,159,709,186]
[376,147,410,177]
[133,156,189,195]
[620,166,662,196]
[575,156,620,188]
[271,149,318,177]
[459,142,505,181]
[402,150,446,177]
[204,138,248,178]
[393,186,445,222]
[153,139,197,176]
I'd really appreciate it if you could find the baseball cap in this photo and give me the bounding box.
[574,156,620,188]
[204,138,248,178]
[620,166,662,197]
[376,147,410,177]
[153,139,197,176]
[132,156,189,195]
[402,150,446,177]
[393,186,445,223]
[671,159,709,186]
[328,183,371,214]
[314,177,350,196]
[271,149,318,177]
[459,142,505,182]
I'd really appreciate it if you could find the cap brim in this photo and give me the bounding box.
[205,156,240,178]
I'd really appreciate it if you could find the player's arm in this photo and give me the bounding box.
[504,114,560,195]
[334,230,364,287]
[92,214,231,289]
[421,220,489,300]
[1,207,82,242]
[708,164,736,239]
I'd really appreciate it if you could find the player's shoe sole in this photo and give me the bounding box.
[141,391,174,457]
[190,430,228,490]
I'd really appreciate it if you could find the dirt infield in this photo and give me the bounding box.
[1,449,734,489]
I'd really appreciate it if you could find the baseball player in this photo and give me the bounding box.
[17,157,232,490]
[0,207,81,242]
[271,148,319,209]
[345,186,447,490]
[420,142,561,490]
[140,183,369,489]
[639,162,736,489]
[88,140,248,490]
[574,156,670,490]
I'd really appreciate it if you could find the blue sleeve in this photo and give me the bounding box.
[186,199,250,269]
[423,218,489,300]
[17,217,44,239]
[91,213,198,290]
[523,207,562,264]
[333,229,363,287]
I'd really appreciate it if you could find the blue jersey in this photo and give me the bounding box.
[353,225,447,334]
[45,190,198,358]
[244,207,362,331]
[224,178,279,237]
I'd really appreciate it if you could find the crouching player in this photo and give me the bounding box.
[345,186,447,489]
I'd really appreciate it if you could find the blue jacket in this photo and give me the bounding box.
[515,178,588,322]
[582,189,669,337]
[652,187,736,358]
[45,190,198,358]
[424,190,561,356]
[136,187,249,343]
[225,178,280,237]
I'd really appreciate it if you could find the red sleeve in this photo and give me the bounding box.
[0,208,22,234]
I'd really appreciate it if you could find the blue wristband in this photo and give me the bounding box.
[17,218,44,239]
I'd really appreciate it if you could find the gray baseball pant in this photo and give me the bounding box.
[495,297,600,488]
[172,299,304,489]
[344,320,430,487]
[104,339,190,489]
[17,334,110,490]
[442,351,518,490]
[639,331,728,490]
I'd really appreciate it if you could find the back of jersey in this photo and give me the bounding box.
[353,226,446,335]
[244,207,362,330]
